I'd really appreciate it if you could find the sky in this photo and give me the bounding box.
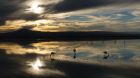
[0,0,140,32]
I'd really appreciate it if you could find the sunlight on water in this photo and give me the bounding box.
[26,66,45,75]
[0,40,140,78]
[24,57,65,76]
[30,57,45,70]
[25,57,46,75]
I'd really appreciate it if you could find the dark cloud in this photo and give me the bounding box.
[0,0,41,26]
[50,0,140,13]
[0,0,140,26]
[11,13,41,21]
[0,0,25,25]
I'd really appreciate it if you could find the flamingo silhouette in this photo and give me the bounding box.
[103,51,109,59]
[73,48,77,59]
[50,52,56,61]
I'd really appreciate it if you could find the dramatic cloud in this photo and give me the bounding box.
[0,0,26,25]
[50,0,140,13]
[0,0,44,25]
[0,0,140,32]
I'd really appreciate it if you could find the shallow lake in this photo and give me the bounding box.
[0,39,140,78]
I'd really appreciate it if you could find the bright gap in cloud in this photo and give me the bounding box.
[26,0,44,14]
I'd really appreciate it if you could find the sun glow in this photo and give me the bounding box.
[27,1,44,14]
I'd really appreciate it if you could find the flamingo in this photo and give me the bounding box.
[73,49,77,59]
[103,51,109,59]
[50,52,56,61]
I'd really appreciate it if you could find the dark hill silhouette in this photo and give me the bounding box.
[0,29,140,41]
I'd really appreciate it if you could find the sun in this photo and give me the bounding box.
[31,2,43,14]
[26,1,44,14]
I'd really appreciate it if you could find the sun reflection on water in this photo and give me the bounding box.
[24,57,66,76]
[31,58,44,70]
[25,57,46,75]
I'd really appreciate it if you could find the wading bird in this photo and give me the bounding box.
[103,51,109,59]
[50,52,56,61]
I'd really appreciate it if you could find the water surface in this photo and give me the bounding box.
[0,40,140,78]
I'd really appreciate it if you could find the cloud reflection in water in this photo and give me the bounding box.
[0,40,140,63]
[0,40,140,78]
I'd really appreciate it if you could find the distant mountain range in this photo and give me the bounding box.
[0,29,140,41]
